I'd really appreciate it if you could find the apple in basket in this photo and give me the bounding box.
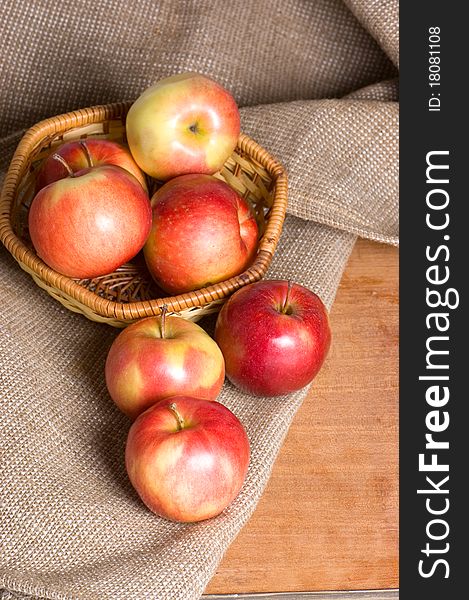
[126,72,240,180]
[35,139,148,193]
[105,313,225,419]
[214,280,332,396]
[28,152,152,279]
[125,396,250,522]
[143,174,258,294]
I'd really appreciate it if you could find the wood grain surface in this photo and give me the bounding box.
[205,238,399,595]
[204,591,399,600]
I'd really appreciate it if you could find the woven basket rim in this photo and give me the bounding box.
[0,102,288,321]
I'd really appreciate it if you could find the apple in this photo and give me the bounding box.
[214,280,331,396]
[125,396,250,522]
[28,156,152,279]
[126,72,240,180]
[35,138,148,192]
[105,313,225,419]
[143,174,258,294]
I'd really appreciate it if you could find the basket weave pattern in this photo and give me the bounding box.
[0,103,287,326]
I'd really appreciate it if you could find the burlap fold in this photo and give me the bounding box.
[0,1,398,598]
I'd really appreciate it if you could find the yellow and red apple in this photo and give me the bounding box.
[125,396,250,522]
[105,315,225,419]
[215,280,332,396]
[126,72,240,180]
[143,174,258,294]
[35,139,147,193]
[28,161,152,279]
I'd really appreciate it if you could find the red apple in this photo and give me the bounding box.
[143,174,258,294]
[126,72,240,180]
[214,280,331,396]
[35,138,148,192]
[105,314,225,419]
[125,396,250,522]
[28,158,152,279]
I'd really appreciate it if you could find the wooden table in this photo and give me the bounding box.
[205,238,399,595]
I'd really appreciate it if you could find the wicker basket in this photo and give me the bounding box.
[0,102,287,327]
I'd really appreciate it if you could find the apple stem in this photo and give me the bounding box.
[281,280,293,314]
[168,402,185,431]
[160,305,168,339]
[51,153,75,177]
[79,140,94,168]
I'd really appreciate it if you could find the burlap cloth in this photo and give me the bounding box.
[0,1,398,598]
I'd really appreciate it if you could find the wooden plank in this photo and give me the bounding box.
[204,591,398,600]
[205,238,399,594]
